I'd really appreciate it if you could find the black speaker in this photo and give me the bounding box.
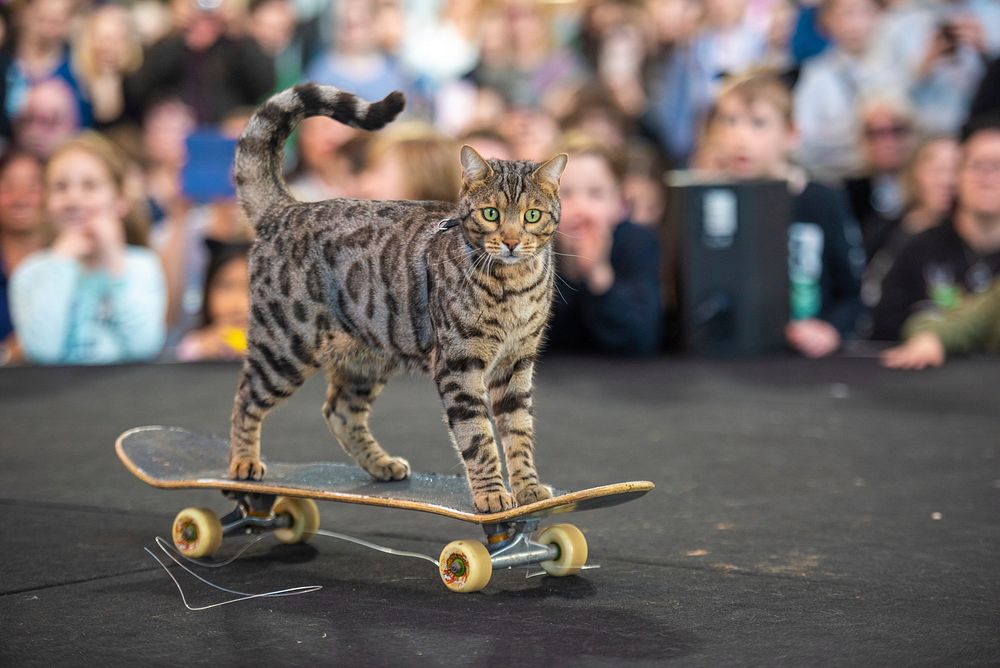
[666,176,790,355]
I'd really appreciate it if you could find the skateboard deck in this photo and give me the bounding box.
[116,426,654,524]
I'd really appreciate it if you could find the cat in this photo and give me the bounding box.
[230,82,567,513]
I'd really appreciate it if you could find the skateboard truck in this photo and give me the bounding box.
[438,519,589,593]
[171,493,320,560]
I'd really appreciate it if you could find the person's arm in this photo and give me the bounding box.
[902,281,1000,355]
[9,254,81,364]
[578,226,662,356]
[100,250,167,361]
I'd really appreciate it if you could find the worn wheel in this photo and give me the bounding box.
[537,523,588,577]
[439,539,492,593]
[273,497,320,544]
[172,507,223,558]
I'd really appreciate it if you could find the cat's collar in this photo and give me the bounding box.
[436,215,465,232]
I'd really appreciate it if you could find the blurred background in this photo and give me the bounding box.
[0,0,998,368]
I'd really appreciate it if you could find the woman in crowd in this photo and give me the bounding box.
[0,150,48,365]
[10,133,165,364]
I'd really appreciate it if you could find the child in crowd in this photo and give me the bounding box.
[10,132,165,364]
[881,277,1000,370]
[712,72,864,357]
[176,240,250,362]
[0,151,48,365]
[547,132,662,356]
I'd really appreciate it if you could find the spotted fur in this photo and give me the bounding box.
[230,83,567,512]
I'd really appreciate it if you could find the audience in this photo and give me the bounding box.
[870,0,1000,136]
[862,136,959,314]
[126,0,275,125]
[175,240,250,362]
[0,0,995,366]
[881,276,1000,370]
[359,124,461,202]
[0,150,47,365]
[844,95,917,256]
[547,133,662,356]
[9,133,165,364]
[712,73,864,357]
[73,4,144,129]
[793,0,890,180]
[872,117,1000,340]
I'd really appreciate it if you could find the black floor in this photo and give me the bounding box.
[1,355,998,666]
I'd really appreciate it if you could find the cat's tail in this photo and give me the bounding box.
[235,83,406,221]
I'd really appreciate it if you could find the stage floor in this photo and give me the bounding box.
[1,355,997,665]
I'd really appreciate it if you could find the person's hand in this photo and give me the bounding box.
[177,326,244,362]
[917,26,959,77]
[950,15,987,54]
[89,212,126,276]
[557,211,615,294]
[880,332,945,370]
[785,319,841,358]
[51,227,95,261]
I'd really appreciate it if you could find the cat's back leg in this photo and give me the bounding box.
[228,302,322,479]
[321,361,409,481]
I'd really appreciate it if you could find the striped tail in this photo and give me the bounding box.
[234,83,406,222]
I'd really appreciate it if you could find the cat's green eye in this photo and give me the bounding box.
[524,209,542,224]
[482,207,499,222]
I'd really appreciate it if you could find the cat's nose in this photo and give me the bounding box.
[503,239,518,252]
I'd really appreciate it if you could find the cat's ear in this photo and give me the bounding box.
[532,153,568,190]
[460,145,493,183]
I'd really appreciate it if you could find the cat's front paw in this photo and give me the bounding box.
[515,483,553,506]
[474,489,515,513]
[367,456,410,481]
[229,456,266,480]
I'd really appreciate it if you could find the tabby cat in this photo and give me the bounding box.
[230,83,567,513]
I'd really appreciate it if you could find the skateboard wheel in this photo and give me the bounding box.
[439,540,492,593]
[273,497,320,544]
[172,507,223,558]
[536,523,588,577]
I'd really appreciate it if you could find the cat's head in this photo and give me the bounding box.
[457,146,568,265]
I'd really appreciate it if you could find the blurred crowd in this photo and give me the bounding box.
[0,0,998,370]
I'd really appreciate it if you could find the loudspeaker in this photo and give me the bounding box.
[666,176,790,355]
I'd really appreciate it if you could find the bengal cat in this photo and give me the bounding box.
[229,83,567,513]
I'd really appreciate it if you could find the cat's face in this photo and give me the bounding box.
[458,146,568,265]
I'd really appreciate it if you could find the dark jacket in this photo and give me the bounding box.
[789,181,865,336]
[872,218,1000,340]
[126,35,275,124]
[547,221,662,356]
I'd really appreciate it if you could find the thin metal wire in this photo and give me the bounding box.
[314,529,440,567]
[144,537,321,611]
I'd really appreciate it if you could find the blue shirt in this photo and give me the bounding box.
[10,247,166,364]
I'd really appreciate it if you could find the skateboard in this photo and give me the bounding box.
[116,425,654,593]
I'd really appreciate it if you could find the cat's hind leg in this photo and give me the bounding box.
[229,304,319,480]
[321,365,410,481]
[229,337,318,479]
